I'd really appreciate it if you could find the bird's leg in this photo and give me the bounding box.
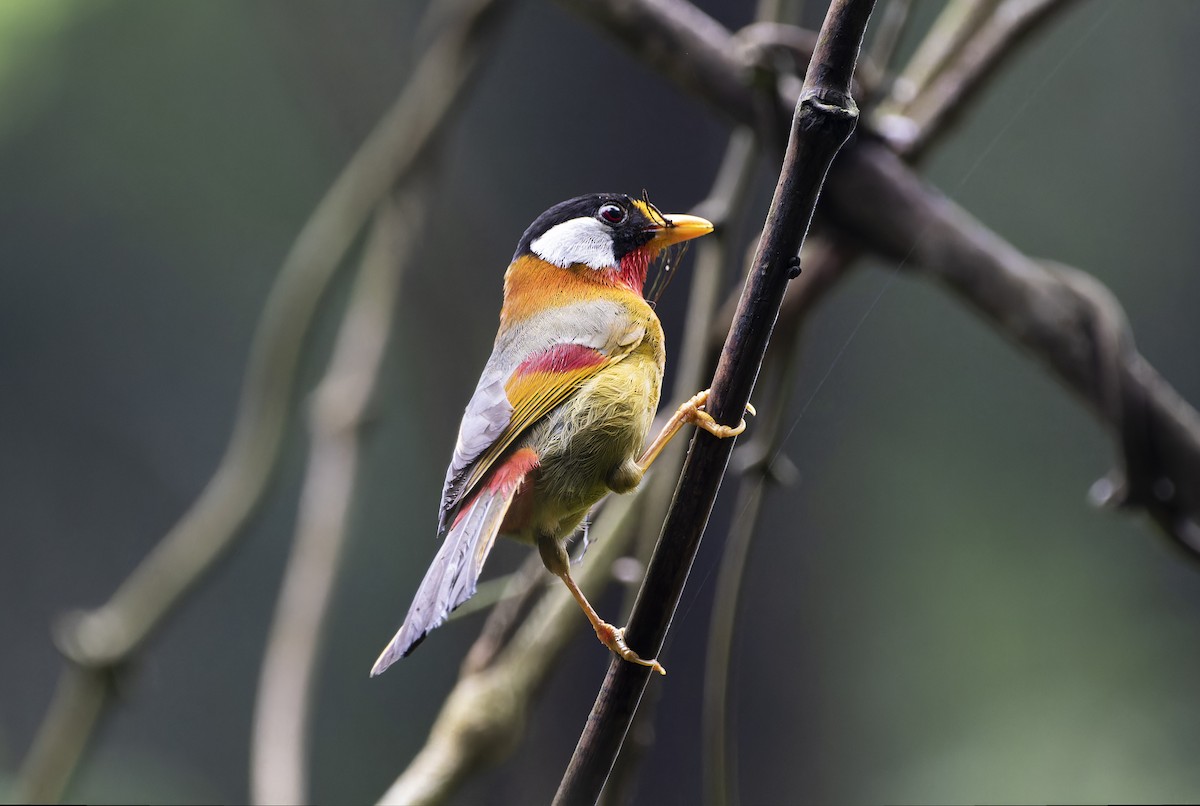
[537,533,666,676]
[637,388,755,472]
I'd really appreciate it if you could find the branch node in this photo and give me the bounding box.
[800,86,859,117]
[786,254,803,280]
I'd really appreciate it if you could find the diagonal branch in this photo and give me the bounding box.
[553,2,876,803]
[559,0,1200,554]
[250,189,424,806]
[602,126,762,806]
[823,141,1200,553]
[248,1,515,801]
[878,0,1080,157]
[881,0,1002,110]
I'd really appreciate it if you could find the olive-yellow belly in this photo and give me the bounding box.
[510,350,662,543]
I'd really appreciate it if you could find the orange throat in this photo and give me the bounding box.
[501,252,653,326]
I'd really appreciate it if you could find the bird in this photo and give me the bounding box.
[371,192,749,678]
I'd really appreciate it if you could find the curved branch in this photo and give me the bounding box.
[823,142,1200,552]
[248,1,514,800]
[13,1,513,801]
[250,191,423,806]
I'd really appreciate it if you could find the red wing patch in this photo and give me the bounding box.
[513,343,608,376]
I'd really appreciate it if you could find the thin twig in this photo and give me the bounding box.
[554,3,875,803]
[882,0,1080,157]
[863,0,913,95]
[11,663,110,805]
[880,0,1000,110]
[13,1,512,801]
[250,191,423,805]
[247,0,514,798]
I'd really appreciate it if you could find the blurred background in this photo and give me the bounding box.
[3,0,1200,803]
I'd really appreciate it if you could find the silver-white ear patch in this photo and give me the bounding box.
[529,216,616,270]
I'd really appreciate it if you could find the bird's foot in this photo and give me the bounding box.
[683,389,755,438]
[594,621,666,676]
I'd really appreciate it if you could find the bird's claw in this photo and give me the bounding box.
[596,622,666,676]
[685,389,754,438]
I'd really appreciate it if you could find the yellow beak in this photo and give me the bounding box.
[648,213,715,248]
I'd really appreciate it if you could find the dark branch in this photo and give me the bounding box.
[558,0,1200,555]
[553,3,876,803]
[823,141,1200,554]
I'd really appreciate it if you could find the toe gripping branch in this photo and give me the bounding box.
[683,388,756,439]
[638,389,755,473]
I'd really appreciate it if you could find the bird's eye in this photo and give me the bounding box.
[597,203,626,225]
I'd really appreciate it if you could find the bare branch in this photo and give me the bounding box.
[247,1,517,799]
[554,3,876,803]
[251,191,423,806]
[458,554,549,675]
[602,126,762,806]
[883,0,1002,110]
[823,143,1200,552]
[864,0,914,86]
[13,0,513,801]
[10,663,110,806]
[559,0,1200,553]
[879,0,1080,157]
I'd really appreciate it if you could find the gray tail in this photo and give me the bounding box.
[370,480,516,676]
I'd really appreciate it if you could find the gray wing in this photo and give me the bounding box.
[437,360,512,533]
